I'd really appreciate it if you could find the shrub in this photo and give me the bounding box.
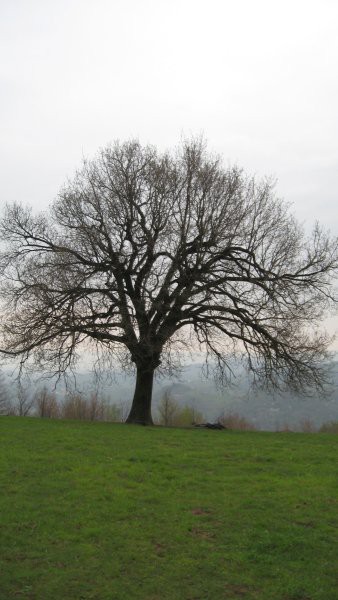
[61,392,124,422]
[157,392,204,427]
[62,393,88,420]
[319,421,338,434]
[157,391,180,426]
[299,419,317,433]
[218,411,256,431]
[173,405,204,427]
[11,388,35,417]
[35,388,59,418]
[104,402,124,422]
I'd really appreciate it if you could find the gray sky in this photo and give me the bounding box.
[1,0,338,340]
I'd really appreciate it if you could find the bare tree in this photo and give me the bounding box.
[0,370,11,415]
[0,139,337,425]
[61,391,106,421]
[15,384,35,416]
[35,388,59,418]
[157,390,180,426]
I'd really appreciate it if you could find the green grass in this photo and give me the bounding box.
[1,418,338,600]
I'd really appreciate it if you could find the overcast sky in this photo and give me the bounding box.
[1,0,338,339]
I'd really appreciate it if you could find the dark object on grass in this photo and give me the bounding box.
[195,422,226,430]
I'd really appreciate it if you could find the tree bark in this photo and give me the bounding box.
[126,367,155,425]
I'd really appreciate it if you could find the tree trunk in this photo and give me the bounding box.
[126,367,155,425]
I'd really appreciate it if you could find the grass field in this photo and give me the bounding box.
[0,417,338,600]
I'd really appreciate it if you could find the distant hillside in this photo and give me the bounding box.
[2,361,338,429]
[152,362,338,430]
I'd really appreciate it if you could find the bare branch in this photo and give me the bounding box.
[1,137,337,424]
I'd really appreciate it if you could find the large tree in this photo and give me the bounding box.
[0,139,337,424]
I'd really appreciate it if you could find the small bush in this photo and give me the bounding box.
[299,419,317,433]
[218,411,256,431]
[173,405,204,427]
[104,402,124,422]
[157,391,180,426]
[61,392,121,422]
[35,388,59,418]
[62,393,89,420]
[319,421,338,434]
[275,422,293,432]
[157,392,204,427]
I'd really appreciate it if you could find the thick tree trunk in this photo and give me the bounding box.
[126,367,155,425]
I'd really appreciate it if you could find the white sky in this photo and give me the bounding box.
[1,0,338,340]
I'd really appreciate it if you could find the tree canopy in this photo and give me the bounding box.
[0,139,337,424]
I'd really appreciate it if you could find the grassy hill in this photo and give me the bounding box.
[1,418,338,599]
